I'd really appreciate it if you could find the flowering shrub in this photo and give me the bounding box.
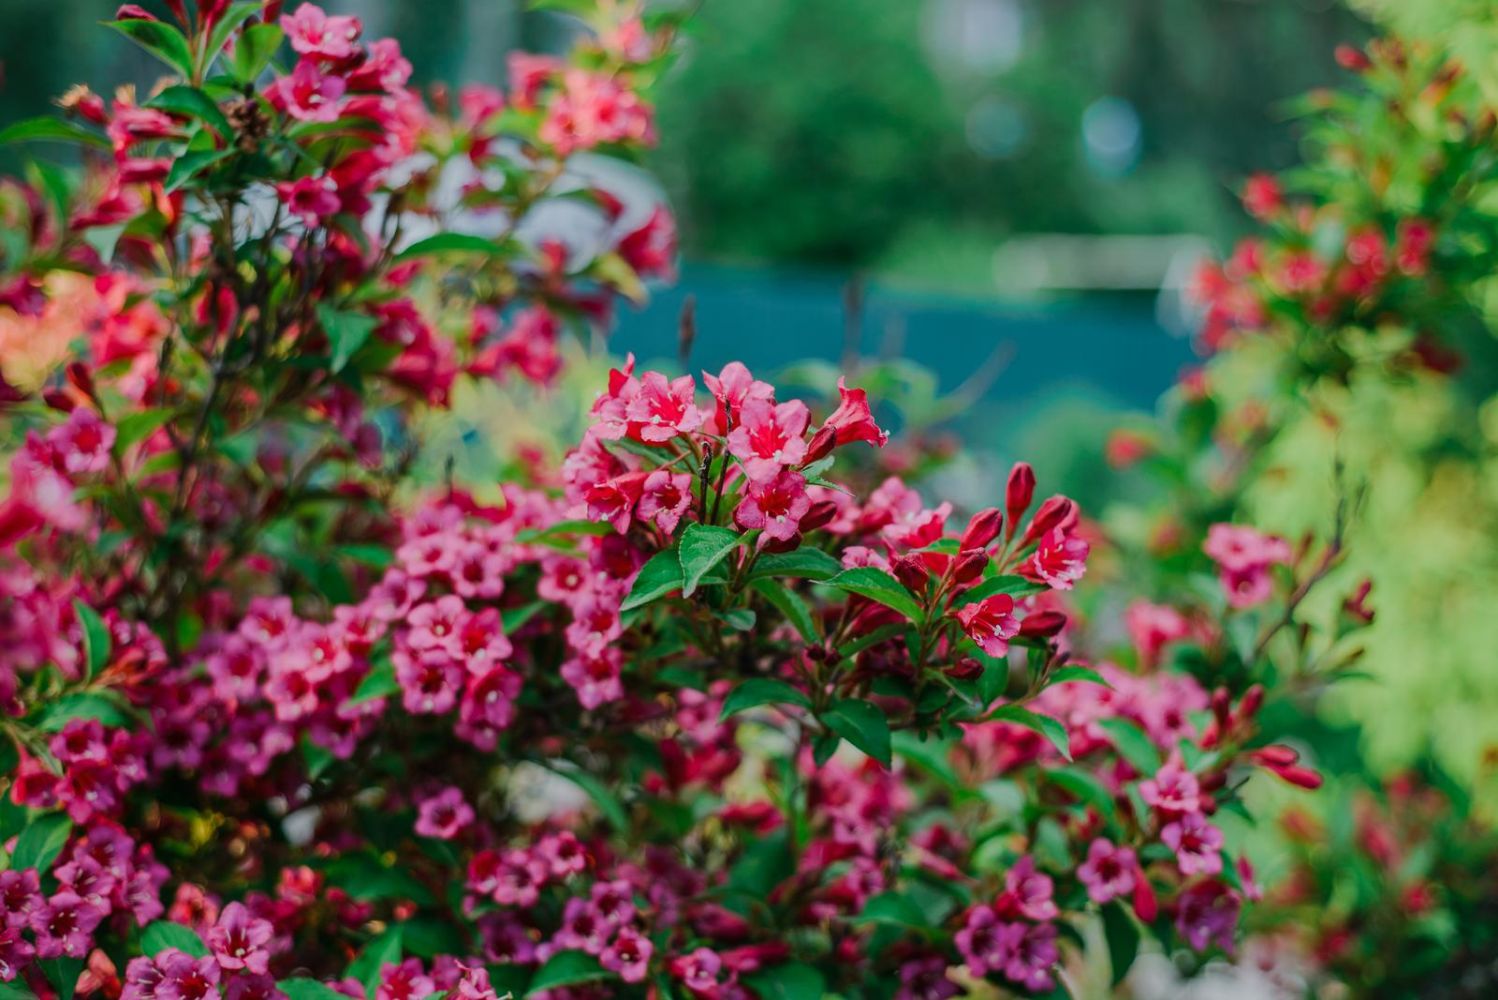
[0,3,1341,999]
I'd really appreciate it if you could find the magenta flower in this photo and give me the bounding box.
[207,902,274,975]
[726,399,810,481]
[30,890,104,958]
[0,870,41,930]
[954,906,1022,979]
[1002,921,1059,992]
[638,470,694,535]
[1139,759,1202,816]
[49,408,115,476]
[1023,528,1090,590]
[667,947,722,997]
[1161,812,1225,877]
[0,927,34,983]
[999,856,1058,922]
[270,60,347,124]
[154,949,222,1000]
[1176,881,1242,953]
[955,594,1019,658]
[414,787,474,841]
[625,372,701,444]
[702,362,774,433]
[1077,838,1138,905]
[822,377,889,449]
[281,4,363,60]
[601,927,653,983]
[376,959,435,1000]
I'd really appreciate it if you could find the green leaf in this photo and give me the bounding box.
[726,830,794,893]
[678,524,741,597]
[165,148,234,192]
[955,574,1047,606]
[349,656,400,705]
[105,19,194,76]
[1097,718,1162,774]
[824,567,924,623]
[620,547,683,611]
[146,85,233,139]
[741,963,826,1000]
[837,622,906,659]
[279,980,352,1000]
[1102,902,1141,987]
[205,1,262,63]
[1049,666,1111,689]
[525,951,611,997]
[1048,767,1119,825]
[891,732,964,794]
[316,305,379,373]
[851,891,928,929]
[500,600,546,633]
[823,698,892,767]
[0,117,108,150]
[11,814,72,872]
[748,548,843,582]
[40,958,82,1000]
[37,691,129,731]
[0,980,38,1000]
[988,704,1071,760]
[515,519,613,543]
[347,927,403,996]
[751,578,820,642]
[720,678,811,719]
[543,762,629,832]
[114,408,175,452]
[141,921,209,958]
[396,232,514,261]
[73,599,111,678]
[229,24,284,83]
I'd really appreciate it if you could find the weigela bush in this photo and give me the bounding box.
[0,2,1330,998]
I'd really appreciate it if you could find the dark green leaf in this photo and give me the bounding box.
[525,951,611,997]
[955,574,1047,606]
[396,233,514,261]
[11,814,72,872]
[279,980,352,1000]
[0,117,109,150]
[205,1,262,63]
[141,922,209,958]
[229,24,284,83]
[1097,718,1162,774]
[146,85,233,139]
[988,704,1071,760]
[73,599,111,678]
[741,963,826,1000]
[105,19,194,76]
[720,678,811,719]
[37,691,129,731]
[1047,767,1119,825]
[748,548,843,582]
[1102,902,1141,986]
[349,657,400,705]
[165,148,234,192]
[620,548,682,611]
[678,524,741,597]
[825,567,923,623]
[316,305,379,373]
[823,698,892,767]
[347,927,403,995]
[750,579,819,642]
[851,891,928,929]
[500,601,547,633]
[837,622,906,658]
[726,830,793,893]
[40,958,82,1000]
[0,980,38,1000]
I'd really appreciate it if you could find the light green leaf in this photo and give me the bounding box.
[0,117,109,150]
[678,523,741,597]
[279,980,352,1000]
[954,574,1047,606]
[824,567,923,623]
[229,24,284,83]
[543,761,629,832]
[1049,665,1111,689]
[751,578,820,642]
[396,232,514,261]
[1098,718,1162,774]
[146,85,233,139]
[620,547,682,611]
[37,691,129,731]
[105,19,194,76]
[988,704,1071,760]
[525,951,611,997]
[73,599,111,678]
[347,927,403,995]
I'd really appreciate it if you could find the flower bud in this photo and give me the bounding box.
[759,531,803,555]
[1249,745,1299,768]
[804,425,837,464]
[945,656,983,680]
[1335,44,1371,72]
[115,4,158,20]
[1020,496,1076,547]
[1237,683,1265,721]
[1017,610,1066,638]
[42,389,76,412]
[1271,765,1324,791]
[66,362,97,400]
[891,554,929,593]
[800,500,838,533]
[1004,462,1035,535]
[1132,876,1157,923]
[951,549,988,585]
[959,507,1002,551]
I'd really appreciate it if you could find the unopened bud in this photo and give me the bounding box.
[1272,765,1324,791]
[804,425,837,464]
[891,554,929,593]
[1237,684,1265,721]
[1004,462,1036,536]
[1249,745,1299,768]
[759,532,803,555]
[1017,610,1066,638]
[1334,44,1371,72]
[114,4,158,20]
[66,362,96,399]
[951,549,988,585]
[959,507,1002,551]
[1020,496,1076,547]
[800,500,838,533]
[42,389,75,412]
[946,656,983,681]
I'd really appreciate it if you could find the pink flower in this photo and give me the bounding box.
[1002,922,1058,992]
[270,60,347,123]
[625,372,701,443]
[414,786,474,840]
[734,470,811,543]
[1161,812,1225,877]
[1175,881,1241,953]
[601,927,653,983]
[0,927,34,982]
[1124,601,1190,666]
[0,870,42,931]
[954,906,1022,979]
[1240,173,1283,219]
[726,399,809,481]
[638,470,693,534]
[30,891,104,958]
[539,70,655,155]
[617,205,677,281]
[1139,759,1202,817]
[822,378,888,448]
[955,594,1019,658]
[393,650,464,715]
[1077,839,1137,905]
[1203,523,1290,608]
[377,959,435,1000]
[1023,528,1089,590]
[281,4,362,60]
[667,947,722,997]
[49,409,114,475]
[276,175,341,227]
[561,651,624,709]
[155,950,222,1000]
[702,362,773,433]
[584,471,647,534]
[998,856,1057,922]
[207,902,273,975]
